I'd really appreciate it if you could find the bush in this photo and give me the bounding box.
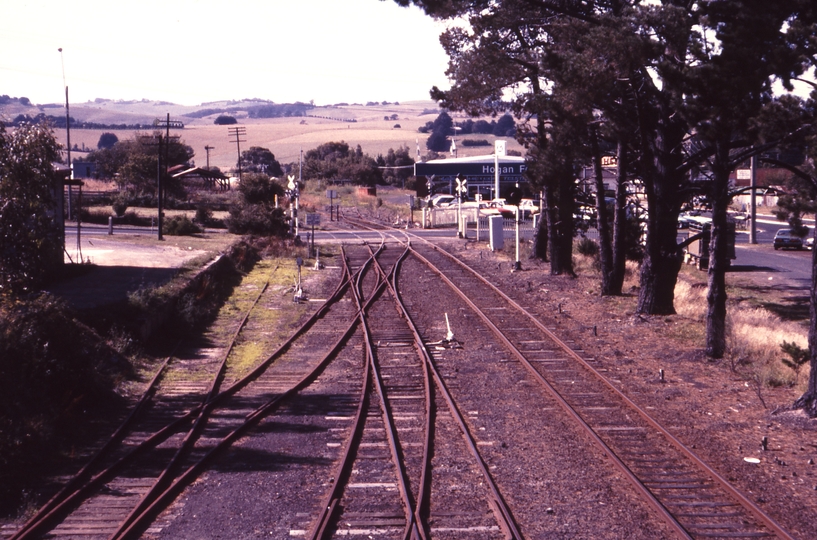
[227,204,289,236]
[214,115,237,125]
[112,195,128,217]
[194,205,214,226]
[576,237,599,257]
[162,215,202,236]
[0,296,128,512]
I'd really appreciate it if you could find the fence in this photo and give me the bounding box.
[423,207,538,242]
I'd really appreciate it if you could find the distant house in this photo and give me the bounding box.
[72,161,97,179]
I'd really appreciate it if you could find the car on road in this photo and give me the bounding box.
[773,228,804,250]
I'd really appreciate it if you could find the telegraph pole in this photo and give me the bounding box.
[58,48,72,219]
[204,145,215,169]
[152,114,180,240]
[228,126,247,181]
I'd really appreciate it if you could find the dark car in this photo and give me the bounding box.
[773,229,803,250]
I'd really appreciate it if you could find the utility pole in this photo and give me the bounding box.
[151,114,180,240]
[204,145,215,169]
[228,127,247,181]
[58,48,72,219]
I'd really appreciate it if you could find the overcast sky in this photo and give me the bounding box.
[1,0,451,106]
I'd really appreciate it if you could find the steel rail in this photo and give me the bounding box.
[419,241,796,540]
[12,266,278,540]
[361,243,423,540]
[308,240,423,540]
[408,245,692,539]
[380,244,523,539]
[114,248,374,539]
[307,248,374,540]
[107,280,275,540]
[12,259,359,540]
[356,226,522,538]
[7,346,178,540]
[369,242,436,540]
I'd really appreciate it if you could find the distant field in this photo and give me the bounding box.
[3,99,525,173]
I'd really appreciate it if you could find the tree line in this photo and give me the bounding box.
[395,0,817,415]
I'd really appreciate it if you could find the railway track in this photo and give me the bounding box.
[402,239,793,539]
[338,215,796,538]
[7,251,367,539]
[303,240,520,539]
[6,216,799,538]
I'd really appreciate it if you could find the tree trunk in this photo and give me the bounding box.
[608,141,629,295]
[533,210,549,261]
[636,101,686,315]
[553,158,576,276]
[795,227,817,416]
[705,149,731,358]
[591,125,614,294]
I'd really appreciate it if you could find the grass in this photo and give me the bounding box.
[217,252,313,379]
[51,100,527,172]
[672,266,808,390]
[572,246,809,392]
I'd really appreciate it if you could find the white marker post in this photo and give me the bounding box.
[494,140,506,201]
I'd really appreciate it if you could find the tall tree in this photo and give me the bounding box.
[681,0,814,357]
[0,122,63,295]
[427,0,586,274]
[241,146,283,177]
[751,93,817,415]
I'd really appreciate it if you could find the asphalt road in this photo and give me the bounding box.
[729,216,814,291]
[65,214,815,292]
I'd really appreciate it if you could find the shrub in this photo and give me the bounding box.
[227,204,289,236]
[162,215,202,236]
[214,115,237,125]
[0,295,128,511]
[576,237,599,257]
[112,195,128,217]
[194,205,214,226]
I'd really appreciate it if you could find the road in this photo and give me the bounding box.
[730,216,813,290]
[66,216,815,290]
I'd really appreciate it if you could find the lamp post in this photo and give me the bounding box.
[58,48,72,218]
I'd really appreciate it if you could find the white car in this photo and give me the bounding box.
[429,195,455,207]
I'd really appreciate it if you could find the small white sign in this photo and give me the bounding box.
[495,140,506,157]
[736,169,751,180]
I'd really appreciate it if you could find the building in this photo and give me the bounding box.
[414,154,528,201]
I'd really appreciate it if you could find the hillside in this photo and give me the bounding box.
[0,97,525,172]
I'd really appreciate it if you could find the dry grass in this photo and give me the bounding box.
[572,250,809,391]
[672,270,808,390]
[51,100,526,173]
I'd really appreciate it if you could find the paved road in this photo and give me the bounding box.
[729,216,814,291]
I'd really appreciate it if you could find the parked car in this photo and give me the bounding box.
[518,199,540,219]
[429,195,455,208]
[773,228,803,250]
[486,199,515,219]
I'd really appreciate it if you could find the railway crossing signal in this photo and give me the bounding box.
[456,174,467,238]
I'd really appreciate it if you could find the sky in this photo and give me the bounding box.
[1,0,452,106]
